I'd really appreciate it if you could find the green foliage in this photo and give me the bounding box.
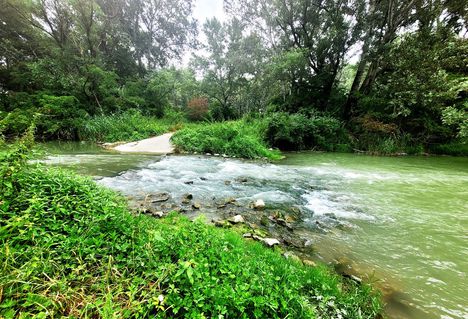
[429,142,468,156]
[36,95,87,139]
[0,94,86,140]
[264,112,349,151]
[0,108,36,137]
[0,145,382,318]
[172,121,281,159]
[78,109,173,142]
[442,103,468,138]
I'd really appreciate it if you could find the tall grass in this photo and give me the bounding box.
[78,109,176,143]
[0,144,382,318]
[171,120,281,160]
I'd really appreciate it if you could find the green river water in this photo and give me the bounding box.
[37,142,468,319]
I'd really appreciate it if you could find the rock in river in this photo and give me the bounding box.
[253,199,265,210]
[149,192,170,203]
[228,214,245,224]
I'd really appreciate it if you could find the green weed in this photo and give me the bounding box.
[78,109,177,143]
[171,121,281,160]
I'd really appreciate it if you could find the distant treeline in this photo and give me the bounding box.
[0,0,466,154]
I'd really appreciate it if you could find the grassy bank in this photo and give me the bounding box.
[77,110,176,143]
[171,120,282,160]
[0,142,381,318]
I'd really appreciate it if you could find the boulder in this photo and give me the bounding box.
[228,214,245,224]
[252,235,280,247]
[262,238,280,247]
[253,199,265,210]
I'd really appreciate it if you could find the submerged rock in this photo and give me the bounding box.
[149,192,170,203]
[192,202,201,209]
[181,193,193,204]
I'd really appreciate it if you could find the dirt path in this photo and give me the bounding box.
[112,132,175,154]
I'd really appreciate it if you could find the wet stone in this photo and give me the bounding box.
[228,214,245,224]
[253,199,265,210]
[149,192,170,203]
[151,211,164,218]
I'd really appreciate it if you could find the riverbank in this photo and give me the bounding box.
[0,141,382,318]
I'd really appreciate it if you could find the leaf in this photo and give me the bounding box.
[187,266,194,285]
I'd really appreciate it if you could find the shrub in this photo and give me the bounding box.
[36,94,87,140]
[187,97,209,121]
[429,142,468,156]
[0,93,87,140]
[0,108,36,138]
[264,112,348,151]
[171,121,281,159]
[78,109,170,142]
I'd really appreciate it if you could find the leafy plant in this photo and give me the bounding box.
[171,120,281,159]
[0,142,382,318]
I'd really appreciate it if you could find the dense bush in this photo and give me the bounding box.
[0,144,382,318]
[0,94,87,140]
[78,109,172,142]
[187,97,209,121]
[264,112,349,151]
[429,142,468,156]
[171,121,281,159]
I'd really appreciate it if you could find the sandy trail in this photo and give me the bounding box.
[112,132,175,154]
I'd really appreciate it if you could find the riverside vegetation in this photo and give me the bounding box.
[1,0,467,155]
[0,134,382,318]
[0,0,466,317]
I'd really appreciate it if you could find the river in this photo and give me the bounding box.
[37,142,468,319]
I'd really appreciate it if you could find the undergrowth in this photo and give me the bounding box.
[77,109,179,143]
[0,138,381,318]
[171,121,282,160]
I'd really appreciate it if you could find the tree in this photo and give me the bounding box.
[193,18,262,119]
[225,0,364,109]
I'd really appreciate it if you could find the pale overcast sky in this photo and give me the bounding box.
[180,0,226,66]
[193,0,226,24]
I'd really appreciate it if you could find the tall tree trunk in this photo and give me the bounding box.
[343,41,370,121]
[359,59,379,94]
